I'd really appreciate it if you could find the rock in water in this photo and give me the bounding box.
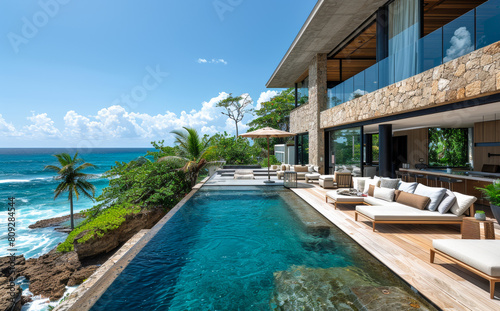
[28,213,85,229]
[270,265,432,311]
[73,208,164,259]
[21,250,81,300]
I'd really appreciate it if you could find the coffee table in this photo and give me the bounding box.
[325,190,369,209]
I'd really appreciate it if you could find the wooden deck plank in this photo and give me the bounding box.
[291,185,500,311]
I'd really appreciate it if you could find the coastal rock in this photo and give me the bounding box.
[0,256,25,279]
[28,213,84,229]
[67,266,98,286]
[74,208,164,259]
[0,277,22,311]
[22,251,81,300]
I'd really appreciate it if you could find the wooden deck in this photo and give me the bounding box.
[291,184,500,311]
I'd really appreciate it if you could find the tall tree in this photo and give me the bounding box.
[247,88,295,152]
[159,127,213,186]
[216,94,252,137]
[45,153,96,230]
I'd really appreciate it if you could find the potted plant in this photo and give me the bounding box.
[476,179,500,224]
[475,210,486,221]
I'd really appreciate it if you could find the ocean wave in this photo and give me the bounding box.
[0,179,31,184]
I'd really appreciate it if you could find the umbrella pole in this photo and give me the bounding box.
[264,136,274,184]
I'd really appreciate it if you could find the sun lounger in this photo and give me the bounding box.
[431,239,500,299]
[233,169,254,179]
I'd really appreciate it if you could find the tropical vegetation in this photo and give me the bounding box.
[428,128,469,167]
[45,152,97,230]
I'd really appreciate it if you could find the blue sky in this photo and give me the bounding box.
[0,0,315,148]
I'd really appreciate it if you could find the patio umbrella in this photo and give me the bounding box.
[240,127,296,183]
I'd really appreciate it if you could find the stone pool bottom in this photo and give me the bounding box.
[90,187,437,310]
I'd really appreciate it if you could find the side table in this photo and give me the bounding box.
[461,218,496,240]
[284,171,297,188]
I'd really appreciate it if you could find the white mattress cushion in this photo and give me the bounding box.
[433,239,500,277]
[356,205,463,221]
[450,192,477,216]
[413,184,447,211]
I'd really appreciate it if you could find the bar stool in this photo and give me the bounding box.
[395,170,404,180]
[410,172,425,183]
[439,177,463,191]
[426,175,439,187]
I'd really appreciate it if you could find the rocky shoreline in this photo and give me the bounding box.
[0,209,166,311]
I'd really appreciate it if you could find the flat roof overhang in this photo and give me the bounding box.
[266,0,387,88]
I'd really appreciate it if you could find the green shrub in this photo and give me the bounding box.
[57,203,140,252]
[476,180,500,206]
[259,155,281,168]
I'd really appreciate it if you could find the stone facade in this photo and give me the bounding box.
[290,41,500,172]
[320,42,500,128]
[290,54,327,172]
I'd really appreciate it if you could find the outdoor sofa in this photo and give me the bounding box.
[431,239,500,299]
[325,177,476,232]
[276,164,319,180]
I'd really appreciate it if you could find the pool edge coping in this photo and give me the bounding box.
[54,177,209,311]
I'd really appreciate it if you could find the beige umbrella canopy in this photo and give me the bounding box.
[240,127,296,183]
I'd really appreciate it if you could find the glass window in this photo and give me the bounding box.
[297,77,309,105]
[476,0,500,49]
[378,56,391,89]
[329,127,362,173]
[327,86,342,109]
[443,10,475,63]
[428,128,469,167]
[296,133,309,165]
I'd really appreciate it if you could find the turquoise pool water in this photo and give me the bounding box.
[91,187,436,310]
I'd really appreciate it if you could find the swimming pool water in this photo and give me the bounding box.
[91,188,436,310]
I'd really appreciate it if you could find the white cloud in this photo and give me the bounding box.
[255,90,279,110]
[24,113,61,138]
[444,26,474,63]
[0,114,19,136]
[197,58,228,65]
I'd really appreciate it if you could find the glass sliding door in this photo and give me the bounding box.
[296,133,309,165]
[328,127,362,175]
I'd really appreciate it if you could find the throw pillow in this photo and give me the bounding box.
[363,179,380,194]
[368,184,376,197]
[398,181,418,193]
[413,184,447,211]
[313,166,319,172]
[396,192,431,210]
[437,189,457,214]
[374,187,396,202]
[281,165,286,171]
[294,165,308,172]
[308,166,314,172]
[380,178,399,189]
[450,192,477,216]
[352,177,370,192]
[394,190,402,201]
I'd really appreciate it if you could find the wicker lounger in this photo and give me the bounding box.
[355,204,468,232]
[430,239,500,299]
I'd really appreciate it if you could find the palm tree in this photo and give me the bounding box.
[159,127,213,187]
[45,152,97,230]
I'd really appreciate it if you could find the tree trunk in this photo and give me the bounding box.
[69,191,74,230]
[235,120,239,137]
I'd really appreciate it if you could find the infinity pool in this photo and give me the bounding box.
[91,187,436,310]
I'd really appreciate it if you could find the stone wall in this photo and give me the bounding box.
[320,41,500,129]
[290,103,311,133]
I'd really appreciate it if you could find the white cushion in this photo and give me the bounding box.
[413,184,447,211]
[398,181,418,193]
[450,192,477,216]
[352,177,371,192]
[373,187,396,202]
[308,166,314,172]
[437,190,456,214]
[326,190,366,203]
[363,179,380,194]
[313,166,319,172]
[433,240,500,277]
[356,205,463,221]
[380,178,400,189]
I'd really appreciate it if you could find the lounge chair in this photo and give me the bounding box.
[431,239,500,299]
[319,172,352,189]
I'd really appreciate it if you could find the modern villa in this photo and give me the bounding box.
[267,0,500,197]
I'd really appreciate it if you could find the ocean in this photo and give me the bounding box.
[0,148,152,259]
